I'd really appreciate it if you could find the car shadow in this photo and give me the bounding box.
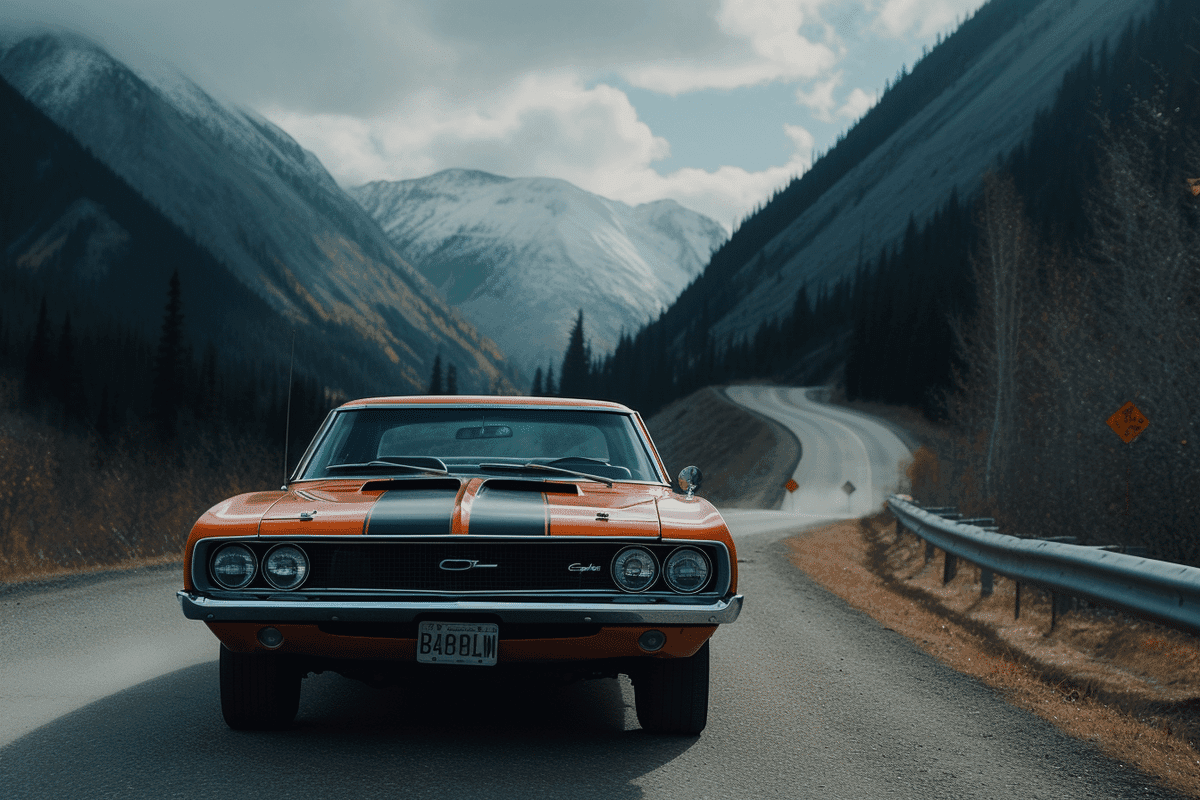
[1,661,698,799]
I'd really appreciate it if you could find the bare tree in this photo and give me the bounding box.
[953,173,1036,503]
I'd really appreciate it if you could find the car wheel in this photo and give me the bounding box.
[633,641,710,735]
[219,645,301,731]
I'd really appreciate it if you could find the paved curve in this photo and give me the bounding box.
[0,386,1182,799]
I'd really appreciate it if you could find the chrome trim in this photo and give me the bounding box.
[178,591,743,625]
[342,402,634,412]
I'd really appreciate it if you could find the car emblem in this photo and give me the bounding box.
[439,559,499,571]
[568,563,601,572]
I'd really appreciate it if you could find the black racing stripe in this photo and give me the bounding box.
[365,487,459,535]
[467,484,548,536]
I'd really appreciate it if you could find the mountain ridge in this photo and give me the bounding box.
[351,168,726,373]
[0,28,517,395]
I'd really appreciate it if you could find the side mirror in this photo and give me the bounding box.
[677,466,703,500]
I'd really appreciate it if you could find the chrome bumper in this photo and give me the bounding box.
[177,591,744,626]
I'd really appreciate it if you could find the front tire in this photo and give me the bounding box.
[219,645,301,731]
[633,641,710,735]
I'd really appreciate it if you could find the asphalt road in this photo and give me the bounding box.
[0,387,1183,799]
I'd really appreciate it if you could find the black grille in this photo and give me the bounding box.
[309,541,618,592]
[201,538,724,595]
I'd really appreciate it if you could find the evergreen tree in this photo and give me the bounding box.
[428,354,444,394]
[23,297,51,409]
[531,366,544,397]
[445,363,458,395]
[54,313,85,422]
[152,270,185,437]
[559,309,589,398]
[545,365,557,396]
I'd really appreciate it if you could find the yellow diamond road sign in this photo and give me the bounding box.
[1106,401,1149,444]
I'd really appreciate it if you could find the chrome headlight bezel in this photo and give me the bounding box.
[610,545,659,593]
[262,544,310,591]
[210,543,257,590]
[663,547,712,594]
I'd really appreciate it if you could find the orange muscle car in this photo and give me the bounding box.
[178,395,742,734]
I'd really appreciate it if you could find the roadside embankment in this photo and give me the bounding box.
[645,385,798,509]
[789,513,1200,798]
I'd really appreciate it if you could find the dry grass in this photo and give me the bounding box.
[0,410,275,584]
[786,512,1200,797]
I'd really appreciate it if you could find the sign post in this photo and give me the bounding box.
[1105,401,1149,514]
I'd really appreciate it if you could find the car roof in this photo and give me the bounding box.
[338,395,636,413]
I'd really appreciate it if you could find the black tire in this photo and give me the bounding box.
[633,641,710,735]
[219,645,301,731]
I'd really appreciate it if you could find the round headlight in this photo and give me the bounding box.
[664,548,711,594]
[211,544,256,589]
[611,546,658,593]
[264,544,309,590]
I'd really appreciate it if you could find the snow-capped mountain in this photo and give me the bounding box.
[351,170,726,373]
[0,29,516,395]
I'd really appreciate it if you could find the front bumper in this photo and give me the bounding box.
[177,591,743,626]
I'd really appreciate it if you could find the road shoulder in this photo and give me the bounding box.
[787,513,1200,798]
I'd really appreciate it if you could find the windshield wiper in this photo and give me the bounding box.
[325,457,449,475]
[478,462,612,487]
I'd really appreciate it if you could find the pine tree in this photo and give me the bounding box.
[428,355,444,394]
[559,309,589,398]
[445,363,458,395]
[531,366,544,397]
[152,270,185,437]
[55,313,85,422]
[545,365,557,396]
[23,297,51,409]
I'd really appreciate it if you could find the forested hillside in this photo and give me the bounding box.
[550,0,1200,564]
[0,76,336,580]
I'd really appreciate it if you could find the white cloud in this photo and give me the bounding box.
[268,74,669,187]
[623,0,839,94]
[795,73,842,122]
[272,77,814,231]
[872,0,981,39]
[837,86,874,120]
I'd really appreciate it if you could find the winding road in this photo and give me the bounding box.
[0,386,1181,799]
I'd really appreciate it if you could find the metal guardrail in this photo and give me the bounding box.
[887,494,1200,637]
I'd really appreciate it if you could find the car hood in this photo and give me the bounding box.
[253,477,665,538]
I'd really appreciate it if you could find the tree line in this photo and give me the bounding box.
[541,0,1200,565]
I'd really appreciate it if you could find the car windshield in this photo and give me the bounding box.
[299,407,663,483]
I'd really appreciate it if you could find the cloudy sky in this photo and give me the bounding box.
[3,0,984,228]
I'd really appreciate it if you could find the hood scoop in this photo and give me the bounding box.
[360,477,462,493]
[480,478,580,495]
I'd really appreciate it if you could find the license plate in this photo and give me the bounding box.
[416,621,499,666]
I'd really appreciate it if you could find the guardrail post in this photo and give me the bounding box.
[943,552,957,584]
[1014,582,1021,619]
[980,568,993,597]
[924,540,935,564]
[1050,593,1073,631]
[895,518,902,542]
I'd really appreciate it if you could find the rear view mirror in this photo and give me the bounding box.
[456,425,514,440]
